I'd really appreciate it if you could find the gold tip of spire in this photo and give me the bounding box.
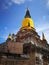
[7,34,11,40]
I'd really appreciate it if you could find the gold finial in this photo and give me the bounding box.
[42,33,46,40]
[7,33,11,40]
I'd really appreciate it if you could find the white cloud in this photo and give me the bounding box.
[47,0,49,6]
[36,23,49,32]
[0,0,32,9]
[12,0,25,4]
[36,15,49,44]
[36,15,49,32]
[0,0,12,9]
[2,4,8,9]
[11,0,32,4]
[8,1,12,5]
[46,0,49,7]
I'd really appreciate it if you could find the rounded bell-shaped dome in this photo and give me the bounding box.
[20,8,35,30]
[21,18,35,30]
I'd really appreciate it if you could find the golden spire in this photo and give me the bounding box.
[42,33,46,40]
[7,34,11,40]
[21,8,35,30]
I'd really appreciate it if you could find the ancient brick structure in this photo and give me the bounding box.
[0,8,49,65]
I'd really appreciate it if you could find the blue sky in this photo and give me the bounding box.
[0,0,49,43]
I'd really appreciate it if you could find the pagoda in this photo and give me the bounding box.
[0,8,49,65]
